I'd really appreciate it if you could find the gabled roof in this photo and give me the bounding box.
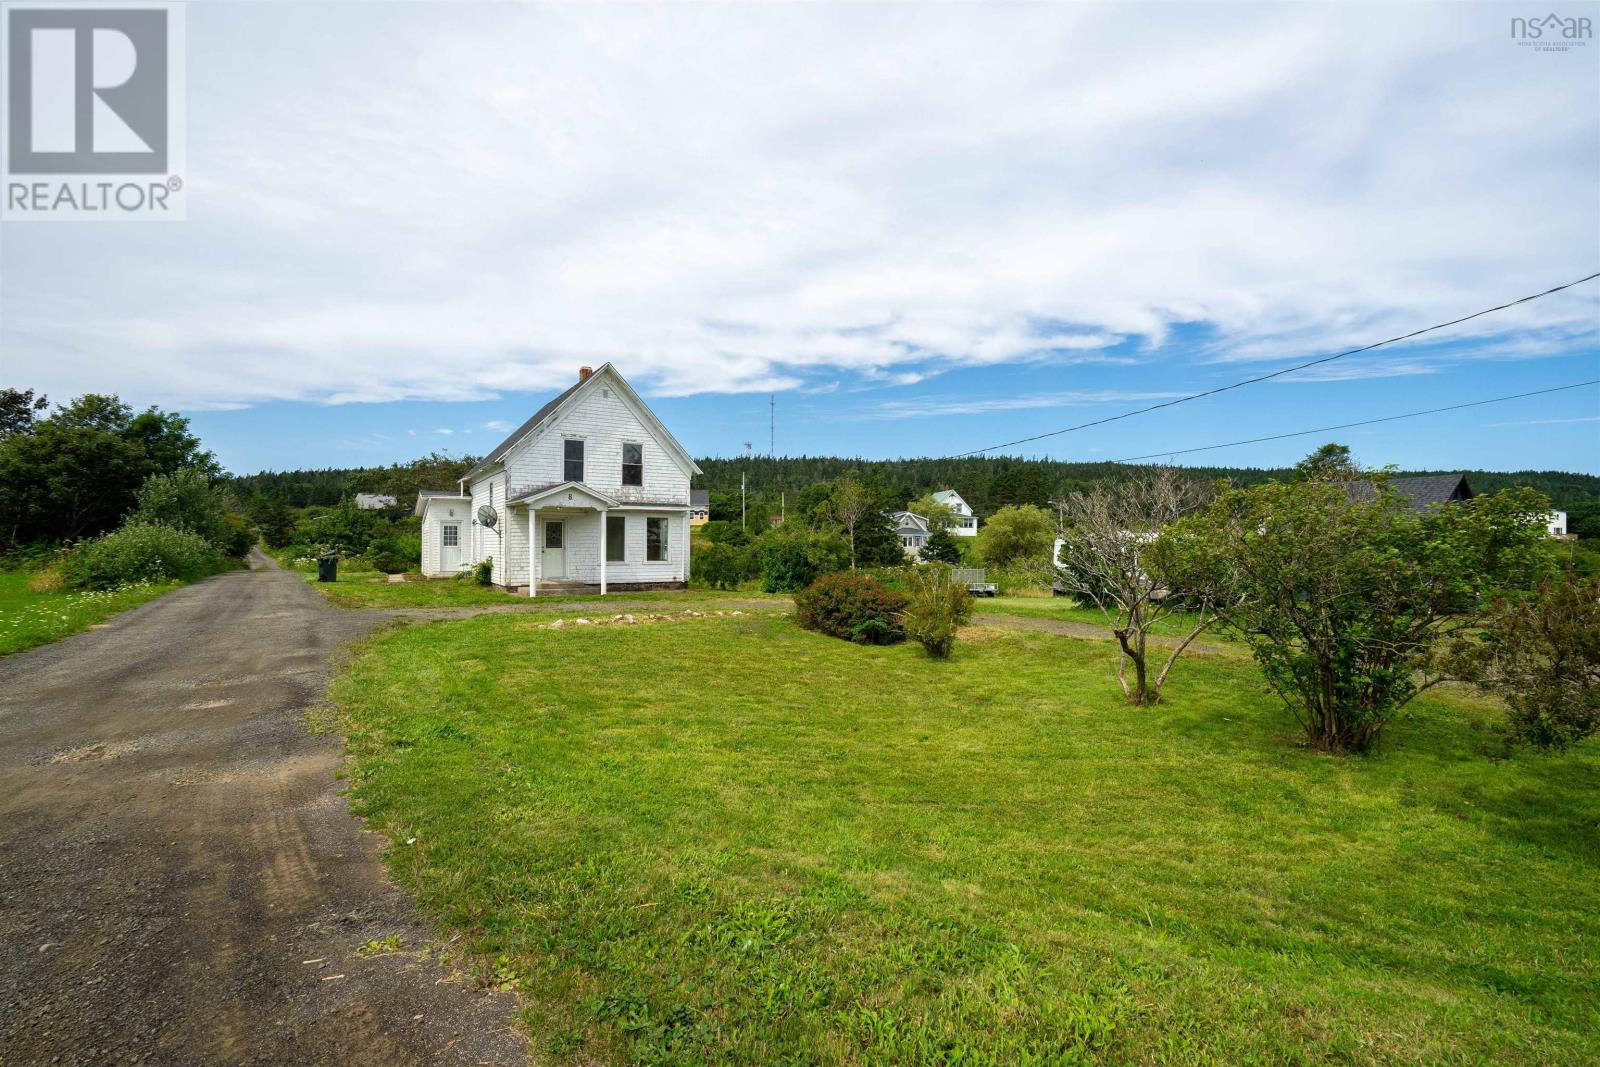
[1349,473,1474,513]
[930,490,963,503]
[460,364,702,483]
[508,480,619,509]
[690,489,710,508]
[890,510,930,532]
[414,488,469,516]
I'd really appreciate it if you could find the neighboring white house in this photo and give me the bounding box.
[890,511,932,558]
[416,364,701,594]
[1547,510,1570,538]
[355,493,398,510]
[931,489,978,536]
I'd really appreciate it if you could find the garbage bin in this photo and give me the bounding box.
[317,556,337,583]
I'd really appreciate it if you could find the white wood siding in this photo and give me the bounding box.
[501,372,691,506]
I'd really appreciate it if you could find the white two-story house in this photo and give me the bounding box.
[415,364,701,595]
[931,489,978,536]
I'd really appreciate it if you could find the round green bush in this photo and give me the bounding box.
[65,523,223,589]
[793,571,908,644]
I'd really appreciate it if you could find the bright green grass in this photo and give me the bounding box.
[282,556,787,611]
[972,595,1211,636]
[332,615,1600,1065]
[0,569,180,655]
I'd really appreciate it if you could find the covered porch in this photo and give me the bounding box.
[507,482,689,596]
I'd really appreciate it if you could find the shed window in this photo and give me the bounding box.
[441,524,459,547]
[563,438,585,482]
[606,515,626,562]
[621,442,643,486]
[646,517,668,562]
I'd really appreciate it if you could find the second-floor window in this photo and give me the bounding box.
[563,438,584,482]
[621,442,643,486]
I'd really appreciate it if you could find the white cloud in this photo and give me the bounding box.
[2,2,1596,410]
[483,419,513,432]
[866,390,1190,420]
[434,428,454,435]
[1486,415,1600,428]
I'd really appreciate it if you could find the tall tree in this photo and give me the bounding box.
[0,389,48,438]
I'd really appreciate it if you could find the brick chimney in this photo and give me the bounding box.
[579,366,594,382]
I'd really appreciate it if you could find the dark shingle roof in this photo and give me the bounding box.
[1349,473,1474,512]
[462,377,587,481]
[417,489,466,499]
[690,489,710,508]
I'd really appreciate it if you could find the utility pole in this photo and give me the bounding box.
[741,471,747,529]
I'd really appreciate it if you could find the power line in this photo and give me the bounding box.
[952,271,1600,458]
[1108,379,1600,464]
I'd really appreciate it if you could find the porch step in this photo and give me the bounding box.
[536,580,595,595]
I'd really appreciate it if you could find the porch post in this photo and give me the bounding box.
[527,506,537,597]
[598,508,608,595]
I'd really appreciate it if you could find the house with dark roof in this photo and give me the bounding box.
[1350,473,1475,512]
[690,489,710,525]
[414,364,701,593]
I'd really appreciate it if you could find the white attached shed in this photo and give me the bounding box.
[415,490,471,576]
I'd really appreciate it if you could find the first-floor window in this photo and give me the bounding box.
[442,523,459,547]
[606,515,626,562]
[646,517,668,561]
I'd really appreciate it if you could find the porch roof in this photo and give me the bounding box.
[509,480,619,510]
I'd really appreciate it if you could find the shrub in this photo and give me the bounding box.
[920,528,962,564]
[366,532,421,574]
[756,529,850,593]
[974,504,1055,567]
[65,522,222,589]
[700,520,750,546]
[693,542,751,589]
[473,557,493,586]
[901,566,974,659]
[129,467,253,556]
[794,571,907,644]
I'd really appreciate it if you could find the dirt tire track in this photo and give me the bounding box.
[0,551,525,1065]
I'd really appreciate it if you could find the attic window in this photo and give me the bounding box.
[622,443,643,486]
[563,439,584,483]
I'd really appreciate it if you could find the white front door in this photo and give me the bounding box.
[541,520,565,578]
[440,522,462,571]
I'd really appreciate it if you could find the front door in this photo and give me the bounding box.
[440,522,462,571]
[541,520,565,578]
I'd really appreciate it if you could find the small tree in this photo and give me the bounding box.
[1447,573,1600,752]
[828,473,872,569]
[921,528,962,564]
[974,504,1054,567]
[1055,469,1217,705]
[1158,481,1554,752]
[129,467,233,547]
[907,494,958,532]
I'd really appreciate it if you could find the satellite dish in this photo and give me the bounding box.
[477,504,499,529]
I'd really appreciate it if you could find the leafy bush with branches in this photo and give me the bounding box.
[1447,573,1600,752]
[794,571,907,644]
[693,542,753,589]
[366,531,421,574]
[65,523,223,589]
[756,529,850,593]
[900,566,974,659]
[1157,480,1554,753]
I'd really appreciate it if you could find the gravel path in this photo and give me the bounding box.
[0,551,525,1066]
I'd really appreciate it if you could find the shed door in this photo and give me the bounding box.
[440,522,462,571]
[541,520,565,578]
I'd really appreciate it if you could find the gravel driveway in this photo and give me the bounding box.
[0,553,525,1065]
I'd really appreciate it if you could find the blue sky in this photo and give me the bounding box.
[3,2,1598,475]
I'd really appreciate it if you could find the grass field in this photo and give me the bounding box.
[0,569,181,655]
[331,613,1600,1065]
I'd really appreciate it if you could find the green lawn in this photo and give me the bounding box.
[277,555,788,611]
[0,569,181,655]
[331,615,1599,1065]
[972,594,1212,637]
